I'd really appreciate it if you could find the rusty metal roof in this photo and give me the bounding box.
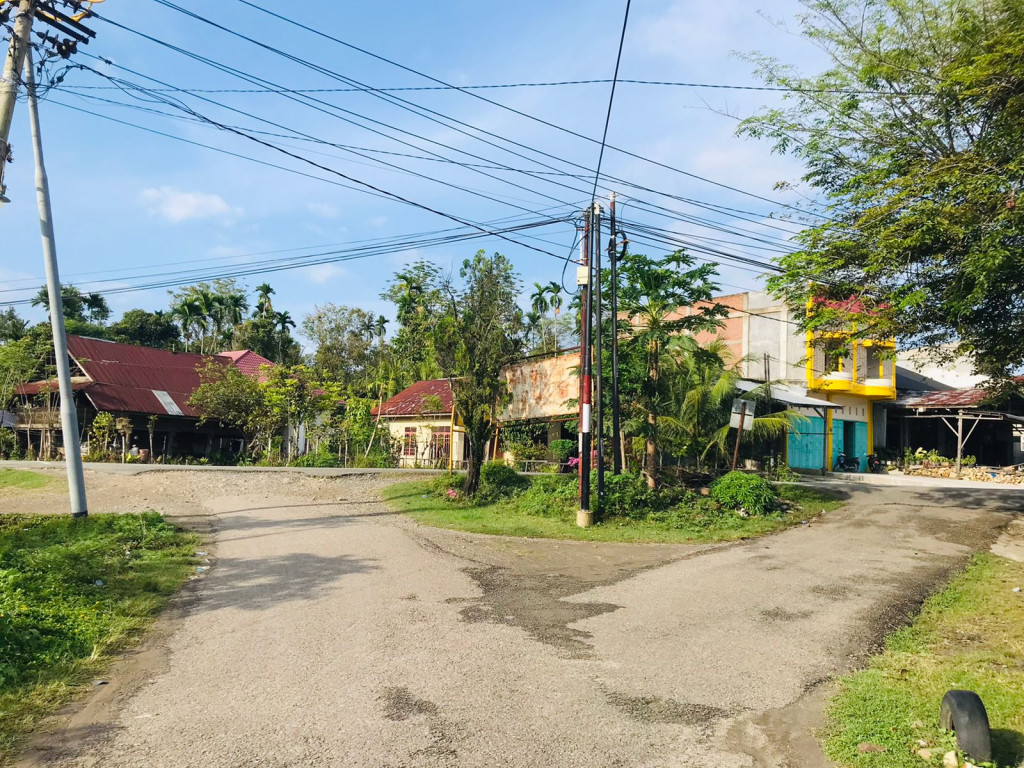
[375,379,453,417]
[890,388,991,409]
[15,336,272,418]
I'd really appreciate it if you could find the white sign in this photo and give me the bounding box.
[730,399,756,431]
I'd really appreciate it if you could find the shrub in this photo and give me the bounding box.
[478,461,528,501]
[292,450,340,468]
[709,471,778,516]
[0,429,17,460]
[602,473,659,520]
[548,439,574,464]
[514,475,576,518]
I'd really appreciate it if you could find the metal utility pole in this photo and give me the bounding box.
[592,202,604,507]
[25,47,88,517]
[0,0,36,203]
[577,208,593,528]
[608,193,622,475]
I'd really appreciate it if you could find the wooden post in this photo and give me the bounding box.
[956,410,964,478]
[731,402,748,471]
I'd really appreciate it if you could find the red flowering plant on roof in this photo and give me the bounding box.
[805,289,895,350]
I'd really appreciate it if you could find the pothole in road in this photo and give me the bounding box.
[453,565,622,659]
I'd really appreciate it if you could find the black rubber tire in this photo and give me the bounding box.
[940,689,992,763]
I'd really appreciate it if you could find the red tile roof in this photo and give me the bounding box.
[217,350,275,381]
[15,336,272,418]
[375,379,453,417]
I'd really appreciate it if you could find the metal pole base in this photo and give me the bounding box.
[72,510,88,519]
[576,509,593,528]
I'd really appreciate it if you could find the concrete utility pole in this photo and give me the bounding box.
[25,47,89,517]
[0,0,36,203]
[592,201,604,507]
[578,209,593,527]
[608,192,622,474]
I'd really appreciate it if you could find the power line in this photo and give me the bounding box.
[1,218,571,306]
[591,0,630,202]
[227,0,836,221]
[79,14,823,246]
[53,77,927,96]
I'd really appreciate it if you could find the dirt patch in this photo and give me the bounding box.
[381,687,439,721]
[760,607,814,623]
[605,691,730,726]
[379,687,461,766]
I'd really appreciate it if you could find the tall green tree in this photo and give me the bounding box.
[110,309,180,349]
[0,308,28,343]
[740,0,1024,381]
[433,251,528,496]
[615,250,724,488]
[301,304,377,388]
[381,260,445,386]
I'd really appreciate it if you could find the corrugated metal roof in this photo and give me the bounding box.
[890,388,991,408]
[15,337,273,418]
[375,379,453,417]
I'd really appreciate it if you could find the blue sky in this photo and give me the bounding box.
[1,0,827,350]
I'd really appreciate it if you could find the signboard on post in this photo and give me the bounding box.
[730,399,756,431]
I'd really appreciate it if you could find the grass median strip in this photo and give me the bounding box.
[0,512,199,763]
[824,553,1024,768]
[382,477,844,544]
[0,470,53,492]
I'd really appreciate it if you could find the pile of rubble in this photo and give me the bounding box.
[904,463,1024,483]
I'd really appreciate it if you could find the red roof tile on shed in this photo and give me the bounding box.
[217,350,275,381]
[375,379,453,417]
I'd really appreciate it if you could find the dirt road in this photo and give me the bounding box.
[8,467,1020,767]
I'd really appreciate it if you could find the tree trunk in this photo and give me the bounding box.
[643,343,659,489]
[464,424,488,496]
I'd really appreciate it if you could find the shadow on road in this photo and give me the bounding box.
[195,551,378,613]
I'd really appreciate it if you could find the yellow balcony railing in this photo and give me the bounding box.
[806,336,896,399]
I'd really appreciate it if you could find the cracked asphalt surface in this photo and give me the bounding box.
[7,466,1021,767]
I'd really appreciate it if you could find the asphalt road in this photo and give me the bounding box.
[11,469,1021,768]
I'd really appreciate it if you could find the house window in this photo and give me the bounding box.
[403,427,417,457]
[430,427,451,463]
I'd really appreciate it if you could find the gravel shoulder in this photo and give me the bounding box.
[4,465,1020,767]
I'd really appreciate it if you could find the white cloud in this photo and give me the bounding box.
[140,186,242,223]
[368,215,388,228]
[307,202,339,219]
[304,264,346,284]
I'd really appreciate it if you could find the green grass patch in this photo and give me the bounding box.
[382,478,845,544]
[0,512,199,762]
[0,470,53,492]
[824,553,1024,768]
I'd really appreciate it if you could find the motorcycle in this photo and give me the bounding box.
[834,451,861,472]
[866,453,885,473]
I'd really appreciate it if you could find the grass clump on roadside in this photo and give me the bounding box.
[383,464,844,543]
[0,512,199,761]
[0,469,53,492]
[824,553,1024,768]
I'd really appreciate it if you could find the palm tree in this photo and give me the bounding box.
[255,283,275,318]
[189,289,219,354]
[660,336,807,470]
[274,310,295,362]
[546,281,562,317]
[220,292,248,348]
[83,292,111,323]
[171,298,202,352]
